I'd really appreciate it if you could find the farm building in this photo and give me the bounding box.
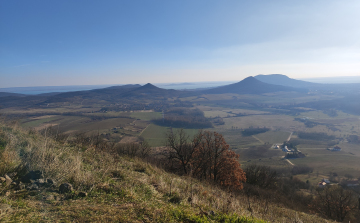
[318,179,331,188]
[327,146,341,151]
[282,145,291,152]
[318,181,327,188]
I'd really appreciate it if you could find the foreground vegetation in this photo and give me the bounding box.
[0,121,337,222]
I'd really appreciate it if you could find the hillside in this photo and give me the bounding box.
[254,74,319,89]
[0,92,26,98]
[0,122,333,222]
[122,83,181,98]
[203,76,305,94]
[255,74,360,94]
[43,84,142,103]
[0,84,183,109]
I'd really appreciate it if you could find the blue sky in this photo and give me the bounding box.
[1,0,359,87]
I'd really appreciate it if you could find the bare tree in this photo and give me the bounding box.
[245,164,277,189]
[138,140,152,158]
[310,185,357,221]
[165,129,202,175]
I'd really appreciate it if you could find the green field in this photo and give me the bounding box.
[140,124,200,147]
[241,157,292,169]
[221,115,305,131]
[21,116,60,128]
[21,115,137,135]
[217,130,263,148]
[291,153,360,177]
[255,131,291,144]
[130,111,162,121]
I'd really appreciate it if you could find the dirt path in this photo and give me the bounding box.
[139,124,150,136]
[287,132,293,142]
[252,135,264,144]
[285,158,294,166]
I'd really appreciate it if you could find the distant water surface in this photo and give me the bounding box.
[0,85,113,95]
[0,81,236,95]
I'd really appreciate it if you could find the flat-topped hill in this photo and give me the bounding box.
[203,76,304,94]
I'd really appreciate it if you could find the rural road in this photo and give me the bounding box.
[287,132,293,142]
[285,158,294,166]
[283,132,295,166]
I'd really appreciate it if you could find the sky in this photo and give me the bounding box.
[1,0,360,88]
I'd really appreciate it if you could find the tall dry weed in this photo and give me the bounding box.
[0,122,116,188]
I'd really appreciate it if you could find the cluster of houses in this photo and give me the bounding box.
[318,178,360,188]
[273,144,293,152]
[273,144,300,153]
[273,144,305,159]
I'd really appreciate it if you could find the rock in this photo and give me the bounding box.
[0,177,5,183]
[44,178,56,188]
[59,183,73,194]
[5,175,12,186]
[35,178,46,187]
[37,178,46,184]
[7,172,17,178]
[78,192,88,197]
[16,183,26,190]
[28,183,39,191]
[0,204,13,215]
[46,178,55,185]
[21,170,43,183]
[44,195,55,201]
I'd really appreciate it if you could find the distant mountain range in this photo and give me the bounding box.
[2,74,360,109]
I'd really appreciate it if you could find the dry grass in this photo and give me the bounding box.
[0,121,334,222]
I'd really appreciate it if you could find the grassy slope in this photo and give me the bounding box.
[0,122,332,222]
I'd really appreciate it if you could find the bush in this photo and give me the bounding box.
[241,127,270,136]
[168,192,182,204]
[291,165,313,175]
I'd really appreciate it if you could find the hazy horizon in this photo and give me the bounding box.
[3,74,360,95]
[1,0,360,88]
